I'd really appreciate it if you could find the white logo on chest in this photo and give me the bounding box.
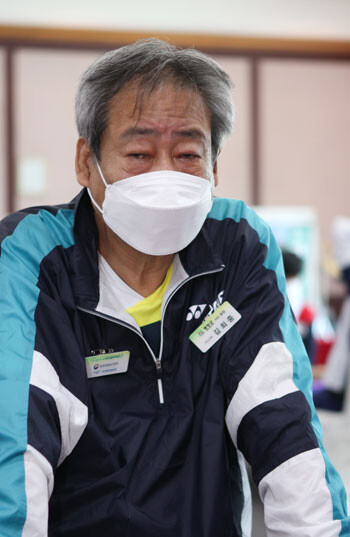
[206,290,224,318]
[186,304,207,321]
[186,290,225,322]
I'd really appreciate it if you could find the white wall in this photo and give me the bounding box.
[0,0,350,40]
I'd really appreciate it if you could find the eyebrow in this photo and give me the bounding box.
[121,127,208,142]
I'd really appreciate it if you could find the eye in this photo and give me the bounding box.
[178,153,200,160]
[128,153,148,159]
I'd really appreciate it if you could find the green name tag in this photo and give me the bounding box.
[85,351,130,378]
[189,301,241,352]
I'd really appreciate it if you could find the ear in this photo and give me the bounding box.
[75,137,93,187]
[213,160,219,187]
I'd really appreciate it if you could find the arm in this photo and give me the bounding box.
[0,210,88,537]
[221,210,349,536]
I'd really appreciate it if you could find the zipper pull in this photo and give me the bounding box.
[155,359,164,404]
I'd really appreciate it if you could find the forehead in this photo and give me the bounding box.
[105,81,211,137]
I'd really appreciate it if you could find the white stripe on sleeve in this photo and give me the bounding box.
[22,444,54,537]
[258,448,341,537]
[237,450,252,537]
[30,350,88,465]
[225,342,298,446]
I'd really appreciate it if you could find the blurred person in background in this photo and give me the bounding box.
[314,217,350,412]
[282,249,315,362]
[0,39,349,537]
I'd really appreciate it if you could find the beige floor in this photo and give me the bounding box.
[318,409,350,509]
[251,485,267,537]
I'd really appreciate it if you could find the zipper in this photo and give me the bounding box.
[158,265,225,360]
[77,264,225,405]
[155,358,164,404]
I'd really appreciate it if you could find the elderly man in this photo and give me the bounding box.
[0,39,349,537]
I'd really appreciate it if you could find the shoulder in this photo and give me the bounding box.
[205,198,285,287]
[207,197,272,248]
[0,203,76,275]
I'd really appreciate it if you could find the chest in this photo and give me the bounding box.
[75,274,235,411]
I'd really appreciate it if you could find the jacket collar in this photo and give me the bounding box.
[70,188,224,310]
[70,189,100,309]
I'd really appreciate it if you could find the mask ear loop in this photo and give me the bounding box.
[208,170,215,198]
[86,159,108,214]
[95,160,109,188]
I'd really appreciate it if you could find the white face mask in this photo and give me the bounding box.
[88,161,213,256]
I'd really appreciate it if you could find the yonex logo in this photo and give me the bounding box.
[206,290,224,318]
[186,290,225,322]
[186,304,207,321]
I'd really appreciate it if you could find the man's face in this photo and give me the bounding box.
[77,81,217,210]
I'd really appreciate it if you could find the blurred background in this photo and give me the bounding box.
[0,1,349,535]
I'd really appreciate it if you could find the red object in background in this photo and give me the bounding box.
[299,305,315,325]
[313,338,335,365]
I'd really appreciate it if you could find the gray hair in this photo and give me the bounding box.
[75,38,234,162]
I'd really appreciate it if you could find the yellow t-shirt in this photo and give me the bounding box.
[126,264,173,355]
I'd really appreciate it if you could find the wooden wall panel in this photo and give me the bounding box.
[211,55,252,203]
[1,25,350,57]
[14,48,101,210]
[259,59,350,245]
